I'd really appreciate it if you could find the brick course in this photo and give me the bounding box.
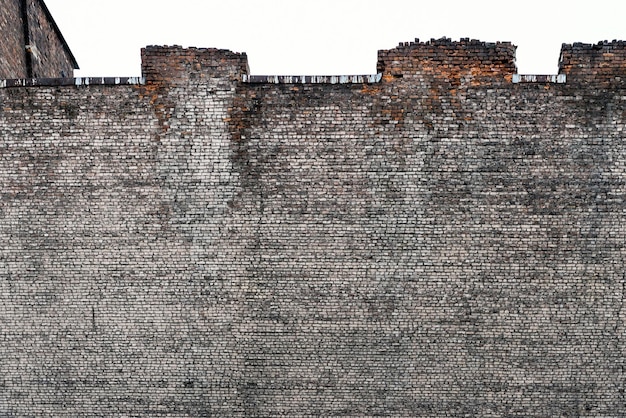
[0,40,624,416]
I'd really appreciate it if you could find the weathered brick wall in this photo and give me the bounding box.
[0,40,625,416]
[27,0,75,78]
[0,0,75,79]
[0,0,27,78]
[377,37,517,85]
[559,40,626,88]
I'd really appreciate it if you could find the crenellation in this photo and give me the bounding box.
[141,45,249,85]
[377,37,517,86]
[0,34,625,416]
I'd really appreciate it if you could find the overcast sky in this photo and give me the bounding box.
[44,0,625,77]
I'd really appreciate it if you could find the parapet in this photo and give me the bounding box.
[138,39,626,89]
[3,39,624,90]
[558,40,626,87]
[141,45,249,85]
[377,38,517,85]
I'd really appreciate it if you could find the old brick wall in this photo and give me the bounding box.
[0,47,250,416]
[0,0,76,79]
[27,0,75,78]
[559,40,626,88]
[0,40,625,416]
[232,40,626,415]
[0,0,28,78]
[377,37,517,85]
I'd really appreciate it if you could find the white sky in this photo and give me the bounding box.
[44,0,625,77]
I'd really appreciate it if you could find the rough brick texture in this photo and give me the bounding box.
[377,38,517,85]
[26,0,76,78]
[0,0,28,78]
[559,40,626,87]
[0,0,76,79]
[0,40,625,416]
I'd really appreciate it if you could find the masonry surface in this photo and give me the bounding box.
[0,38,625,416]
[0,0,77,79]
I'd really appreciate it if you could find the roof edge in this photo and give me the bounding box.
[36,0,79,70]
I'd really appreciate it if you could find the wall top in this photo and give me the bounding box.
[1,38,624,88]
[376,37,518,85]
[141,45,249,84]
[559,40,626,86]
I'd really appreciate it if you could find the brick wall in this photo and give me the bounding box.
[559,40,626,87]
[27,0,75,78]
[377,37,517,85]
[0,0,76,79]
[0,0,27,78]
[0,40,625,416]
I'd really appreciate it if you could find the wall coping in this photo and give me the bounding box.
[241,74,383,84]
[0,77,145,88]
[243,74,566,85]
[0,74,568,88]
[513,74,567,83]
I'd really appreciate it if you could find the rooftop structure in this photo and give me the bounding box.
[0,0,77,79]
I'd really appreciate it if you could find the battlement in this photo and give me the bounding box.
[141,45,249,84]
[140,39,521,87]
[559,40,626,86]
[0,39,623,89]
[377,37,517,85]
[140,38,626,88]
[2,35,626,417]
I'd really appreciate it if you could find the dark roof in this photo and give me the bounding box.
[37,0,79,69]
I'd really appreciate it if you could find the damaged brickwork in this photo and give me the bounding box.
[0,39,625,416]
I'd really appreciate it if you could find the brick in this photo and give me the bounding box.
[0,39,624,416]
